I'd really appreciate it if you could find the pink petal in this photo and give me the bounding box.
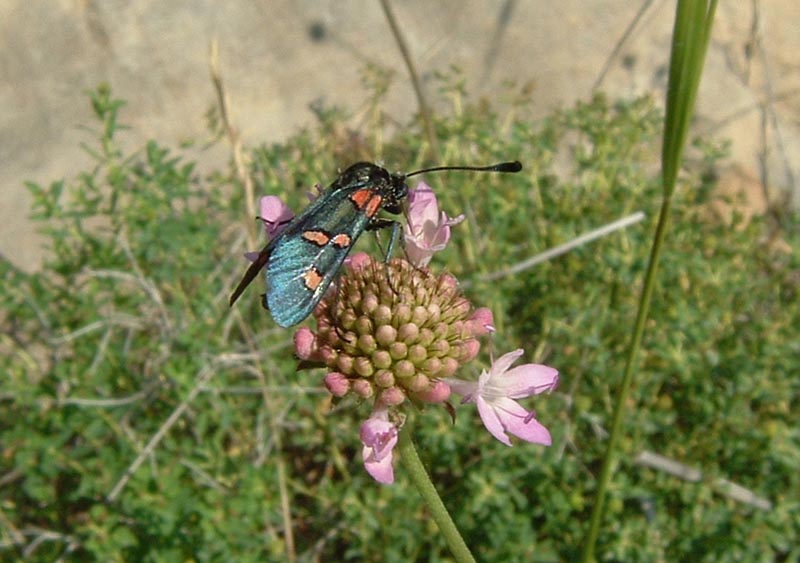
[363,447,395,484]
[403,242,434,268]
[444,377,478,399]
[476,395,513,446]
[502,364,559,399]
[486,349,525,381]
[360,410,398,484]
[512,416,551,445]
[427,211,464,249]
[407,182,439,225]
[408,191,438,227]
[493,398,552,446]
[413,205,441,232]
[259,196,294,239]
[425,221,450,250]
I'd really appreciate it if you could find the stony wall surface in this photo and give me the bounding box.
[2,1,797,271]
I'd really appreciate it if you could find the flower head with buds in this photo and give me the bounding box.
[296,253,490,408]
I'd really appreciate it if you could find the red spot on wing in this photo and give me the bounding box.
[302,230,331,246]
[350,189,383,218]
[331,233,352,248]
[364,194,383,217]
[303,267,324,291]
[350,189,373,210]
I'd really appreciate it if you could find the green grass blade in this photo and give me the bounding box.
[582,2,718,561]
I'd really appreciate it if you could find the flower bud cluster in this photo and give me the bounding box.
[295,254,493,407]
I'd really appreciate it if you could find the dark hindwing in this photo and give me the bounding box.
[266,186,373,327]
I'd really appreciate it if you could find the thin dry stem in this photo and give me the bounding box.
[634,450,772,510]
[209,39,258,247]
[592,0,656,91]
[379,0,440,161]
[58,390,149,408]
[470,211,646,286]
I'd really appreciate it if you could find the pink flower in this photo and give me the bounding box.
[259,195,294,239]
[360,406,399,484]
[244,196,295,262]
[403,182,464,267]
[446,349,558,447]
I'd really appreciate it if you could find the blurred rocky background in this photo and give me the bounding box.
[2,0,797,272]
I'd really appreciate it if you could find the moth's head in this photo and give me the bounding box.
[382,171,409,214]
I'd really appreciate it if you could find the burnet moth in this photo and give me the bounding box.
[229,160,522,327]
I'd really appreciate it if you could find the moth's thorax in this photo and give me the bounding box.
[336,162,389,189]
[336,162,408,215]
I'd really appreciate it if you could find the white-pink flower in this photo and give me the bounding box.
[360,406,399,484]
[446,349,558,447]
[403,182,464,267]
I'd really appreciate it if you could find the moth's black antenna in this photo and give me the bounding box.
[405,161,522,178]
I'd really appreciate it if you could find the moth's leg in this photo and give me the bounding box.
[367,218,403,298]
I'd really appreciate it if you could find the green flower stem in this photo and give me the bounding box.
[581,1,717,561]
[398,426,476,563]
